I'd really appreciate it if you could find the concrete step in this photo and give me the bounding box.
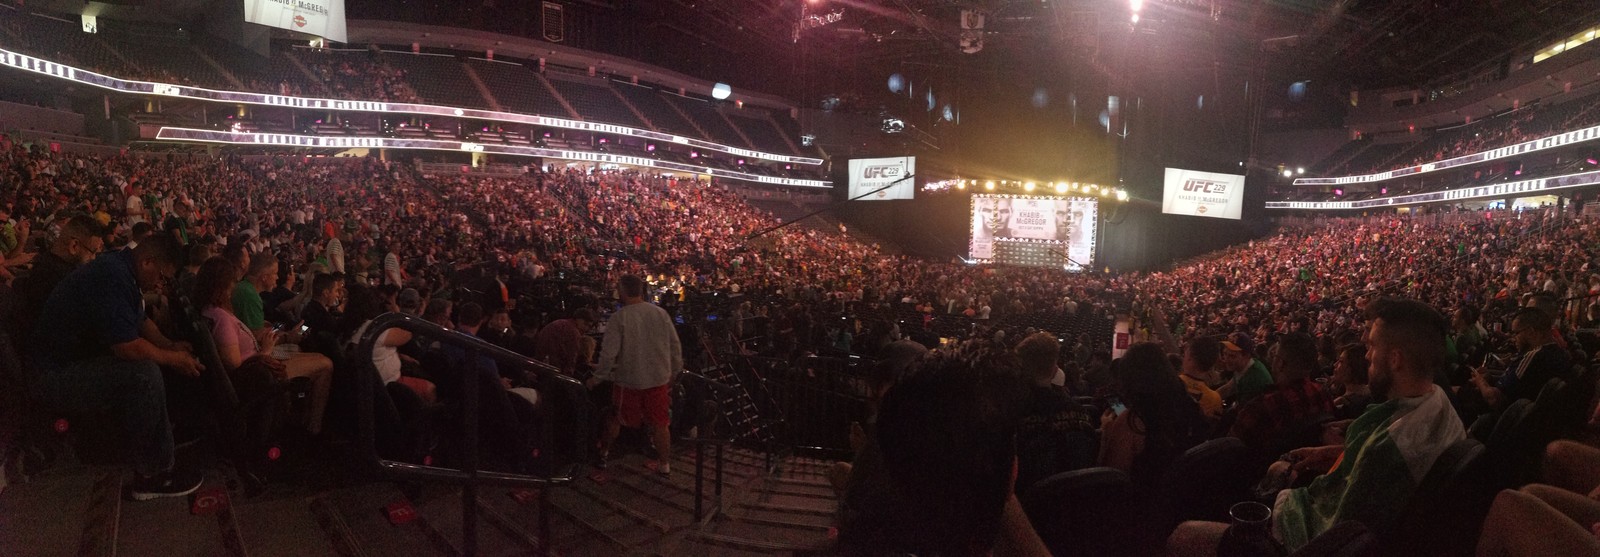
[734,506,834,532]
[546,481,661,550]
[681,530,829,555]
[697,514,833,552]
[475,485,627,556]
[311,484,459,556]
[232,493,341,557]
[737,500,835,518]
[408,485,543,557]
[114,473,236,557]
[0,466,107,557]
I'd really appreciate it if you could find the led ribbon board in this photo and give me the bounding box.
[1267,168,1600,210]
[1294,124,1600,186]
[0,47,822,166]
[153,127,831,188]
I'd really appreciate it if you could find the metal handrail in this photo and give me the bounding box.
[354,312,590,557]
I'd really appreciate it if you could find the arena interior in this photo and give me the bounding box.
[4,0,1600,555]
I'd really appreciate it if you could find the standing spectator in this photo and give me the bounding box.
[324,227,345,275]
[592,275,683,475]
[31,236,205,500]
[381,243,403,287]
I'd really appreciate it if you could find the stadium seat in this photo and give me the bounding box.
[1021,467,1152,557]
[1158,437,1255,525]
[1381,438,1490,556]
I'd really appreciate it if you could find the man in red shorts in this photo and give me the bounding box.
[592,275,684,475]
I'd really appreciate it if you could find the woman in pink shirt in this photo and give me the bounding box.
[193,256,334,435]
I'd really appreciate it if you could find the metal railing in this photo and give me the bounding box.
[354,312,591,557]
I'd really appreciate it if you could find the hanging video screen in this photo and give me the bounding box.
[970,195,1097,270]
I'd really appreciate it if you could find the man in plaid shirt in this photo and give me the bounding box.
[1229,332,1336,449]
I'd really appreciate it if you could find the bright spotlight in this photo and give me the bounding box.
[1281,169,1294,177]
[1115,189,1129,202]
[1130,0,1143,11]
[957,181,967,190]
[711,83,732,100]
[1296,167,1305,175]
[1131,13,1140,23]
[985,181,996,191]
[1055,182,1068,194]
[1024,181,1036,192]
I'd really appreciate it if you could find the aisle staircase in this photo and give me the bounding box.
[0,448,839,556]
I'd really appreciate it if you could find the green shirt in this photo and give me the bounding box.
[1235,359,1274,402]
[1274,385,1464,551]
[232,280,265,331]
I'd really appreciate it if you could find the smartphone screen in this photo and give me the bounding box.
[1111,402,1127,416]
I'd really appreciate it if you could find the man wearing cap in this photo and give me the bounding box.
[532,308,599,378]
[1219,332,1274,403]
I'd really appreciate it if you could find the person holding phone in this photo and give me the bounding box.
[194,257,333,435]
[1099,343,1209,486]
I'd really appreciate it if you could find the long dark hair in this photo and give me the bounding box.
[1115,342,1208,483]
[838,352,1025,556]
[192,256,239,310]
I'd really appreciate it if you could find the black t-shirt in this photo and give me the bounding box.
[1015,385,1096,493]
[10,251,75,350]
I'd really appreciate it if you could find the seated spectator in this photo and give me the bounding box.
[1169,298,1466,555]
[530,308,598,378]
[1469,307,1572,412]
[30,236,205,500]
[1218,333,1273,403]
[1227,333,1335,449]
[10,215,103,354]
[1330,343,1373,419]
[1178,336,1225,422]
[345,287,436,404]
[193,257,333,435]
[232,251,277,334]
[835,353,1049,556]
[1013,332,1096,493]
[1099,342,1209,486]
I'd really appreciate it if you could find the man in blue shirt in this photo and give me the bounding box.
[32,235,205,501]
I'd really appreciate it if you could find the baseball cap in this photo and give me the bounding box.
[1225,332,1256,355]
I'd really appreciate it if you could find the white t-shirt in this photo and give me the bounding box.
[125,196,146,225]
[351,321,404,384]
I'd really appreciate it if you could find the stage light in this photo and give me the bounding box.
[1282,169,1294,177]
[1380,187,1388,195]
[647,144,656,151]
[1025,182,1036,192]
[1131,13,1140,23]
[958,181,966,190]
[1130,0,1143,12]
[712,83,732,100]
[985,181,996,191]
[1334,188,1344,196]
[1055,182,1068,194]
[1115,189,1129,202]
[1296,167,1305,175]
[690,151,699,158]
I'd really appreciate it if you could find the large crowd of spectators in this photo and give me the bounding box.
[4,129,1600,553]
